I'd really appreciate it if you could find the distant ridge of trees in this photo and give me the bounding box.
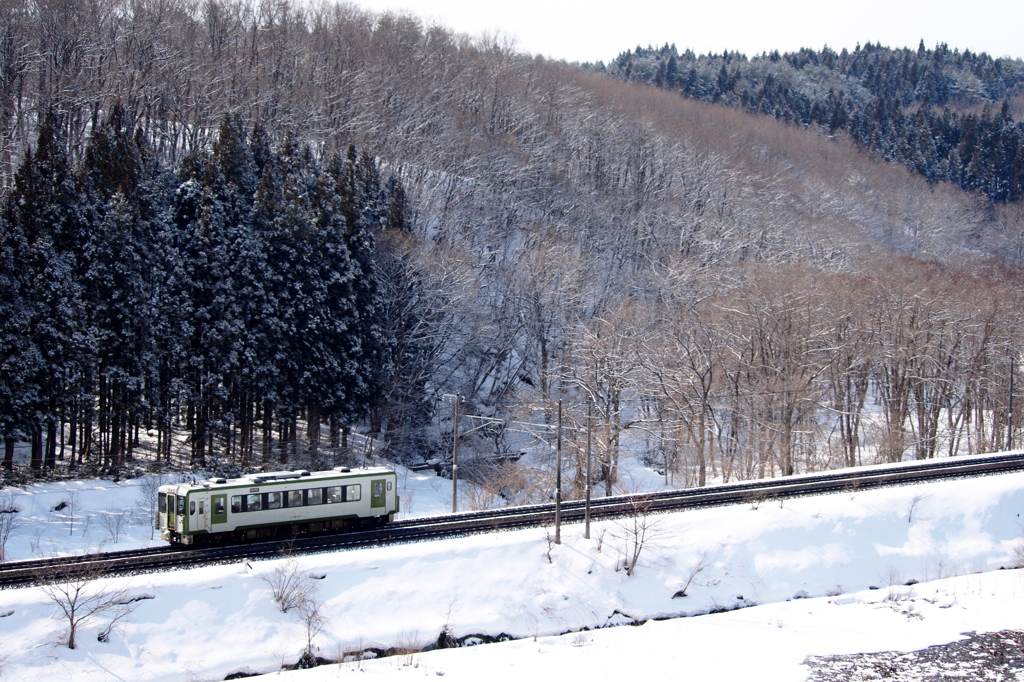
[600,42,1024,202]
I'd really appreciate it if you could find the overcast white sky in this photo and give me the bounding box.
[352,0,1023,63]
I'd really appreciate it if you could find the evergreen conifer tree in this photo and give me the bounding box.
[4,110,90,472]
[80,103,159,469]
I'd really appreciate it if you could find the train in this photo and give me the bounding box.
[157,466,399,545]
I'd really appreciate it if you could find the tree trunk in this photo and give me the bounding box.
[3,435,14,471]
[306,405,321,465]
[262,400,274,464]
[44,419,57,470]
[30,424,43,473]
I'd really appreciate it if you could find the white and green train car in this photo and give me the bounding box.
[157,466,399,545]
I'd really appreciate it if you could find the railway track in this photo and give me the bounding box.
[3,452,1024,588]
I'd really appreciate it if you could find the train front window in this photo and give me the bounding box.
[177,496,186,516]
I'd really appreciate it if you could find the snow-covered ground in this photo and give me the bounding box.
[2,458,1024,680]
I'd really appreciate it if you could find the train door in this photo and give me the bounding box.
[370,479,386,509]
[167,493,176,530]
[203,496,211,530]
[157,492,167,531]
[176,494,187,534]
[191,494,208,533]
[211,494,227,526]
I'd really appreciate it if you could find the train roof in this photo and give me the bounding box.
[159,466,394,492]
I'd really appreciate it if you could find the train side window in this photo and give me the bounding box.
[326,486,342,504]
[159,493,166,514]
[231,495,242,513]
[268,492,282,509]
[346,484,361,502]
[247,493,262,511]
[307,488,323,505]
[190,501,196,515]
[288,490,303,507]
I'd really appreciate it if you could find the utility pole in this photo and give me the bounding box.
[1009,357,1015,451]
[442,395,506,513]
[585,399,592,540]
[451,394,459,513]
[554,399,562,545]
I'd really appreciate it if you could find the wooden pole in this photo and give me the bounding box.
[585,399,592,539]
[452,395,459,513]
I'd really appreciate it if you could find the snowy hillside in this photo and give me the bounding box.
[2,460,1024,680]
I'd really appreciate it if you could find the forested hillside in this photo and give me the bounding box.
[1,105,418,473]
[602,42,1024,202]
[2,0,1023,500]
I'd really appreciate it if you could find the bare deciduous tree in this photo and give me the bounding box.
[260,558,316,614]
[613,495,664,576]
[642,278,727,487]
[98,509,130,544]
[38,562,139,649]
[54,490,83,537]
[721,265,834,478]
[562,302,647,496]
[259,557,328,667]
[296,595,327,669]
[0,492,22,561]
[135,473,170,539]
[672,550,713,598]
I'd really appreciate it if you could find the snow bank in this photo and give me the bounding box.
[0,467,1022,680]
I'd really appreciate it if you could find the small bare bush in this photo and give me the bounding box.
[391,631,422,668]
[260,557,328,667]
[880,564,912,602]
[296,597,327,668]
[745,489,768,510]
[135,474,169,539]
[0,492,22,561]
[260,558,315,614]
[37,561,139,649]
[54,490,83,536]
[99,509,131,544]
[1012,539,1024,569]
[672,550,713,598]
[613,495,665,577]
[906,493,928,523]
